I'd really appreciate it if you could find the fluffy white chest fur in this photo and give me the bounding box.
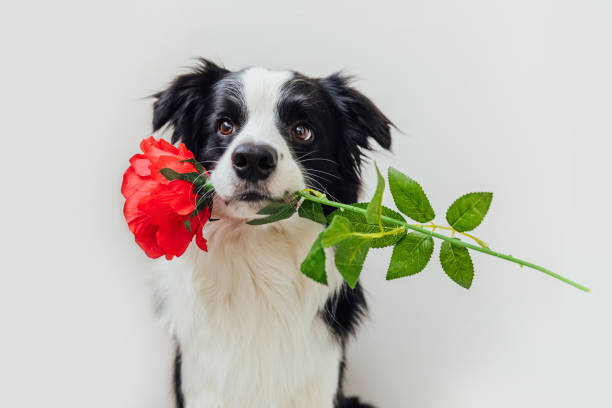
[154,214,344,408]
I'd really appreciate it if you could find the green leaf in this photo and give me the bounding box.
[190,194,212,218]
[445,192,493,232]
[334,236,371,288]
[159,167,182,181]
[365,163,385,225]
[257,202,295,215]
[298,200,327,225]
[327,203,405,225]
[159,168,201,183]
[300,233,327,285]
[386,232,434,280]
[327,203,406,248]
[247,204,296,225]
[179,158,206,174]
[439,240,474,289]
[192,178,213,194]
[184,219,192,232]
[195,194,212,211]
[388,167,435,223]
[350,223,406,249]
[320,216,354,248]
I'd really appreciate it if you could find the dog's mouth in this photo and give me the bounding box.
[234,190,271,202]
[223,187,294,207]
[220,185,273,205]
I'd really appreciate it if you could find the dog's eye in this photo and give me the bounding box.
[218,120,234,136]
[291,124,314,143]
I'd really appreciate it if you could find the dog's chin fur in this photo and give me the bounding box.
[212,195,269,220]
[150,59,391,408]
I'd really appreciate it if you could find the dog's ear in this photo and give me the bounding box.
[319,73,392,152]
[152,59,229,144]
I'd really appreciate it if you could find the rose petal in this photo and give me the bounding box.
[192,206,211,252]
[123,178,157,224]
[178,142,195,160]
[150,155,198,184]
[141,184,195,221]
[122,167,154,198]
[168,180,198,215]
[129,154,152,177]
[141,136,180,162]
[156,214,194,258]
[130,217,164,258]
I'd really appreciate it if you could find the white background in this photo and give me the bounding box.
[1,1,610,407]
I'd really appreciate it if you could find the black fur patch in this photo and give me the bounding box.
[322,282,369,342]
[322,282,375,407]
[173,347,184,408]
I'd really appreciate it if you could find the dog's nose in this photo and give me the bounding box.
[231,143,278,181]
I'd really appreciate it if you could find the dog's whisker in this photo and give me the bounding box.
[296,150,317,161]
[303,168,341,179]
[303,174,340,203]
[296,157,338,165]
[304,171,333,185]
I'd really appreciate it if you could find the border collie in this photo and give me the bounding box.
[151,59,392,408]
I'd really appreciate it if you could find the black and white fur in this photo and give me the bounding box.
[151,59,392,408]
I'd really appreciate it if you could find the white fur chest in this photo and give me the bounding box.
[154,215,343,408]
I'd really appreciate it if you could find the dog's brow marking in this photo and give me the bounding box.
[213,76,244,106]
[237,67,293,147]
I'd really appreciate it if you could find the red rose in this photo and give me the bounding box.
[121,137,211,259]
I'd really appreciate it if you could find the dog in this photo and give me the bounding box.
[151,59,392,408]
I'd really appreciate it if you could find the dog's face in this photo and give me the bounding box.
[153,60,392,219]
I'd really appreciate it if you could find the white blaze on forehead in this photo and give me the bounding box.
[237,67,293,146]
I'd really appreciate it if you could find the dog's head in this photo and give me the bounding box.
[153,59,392,219]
